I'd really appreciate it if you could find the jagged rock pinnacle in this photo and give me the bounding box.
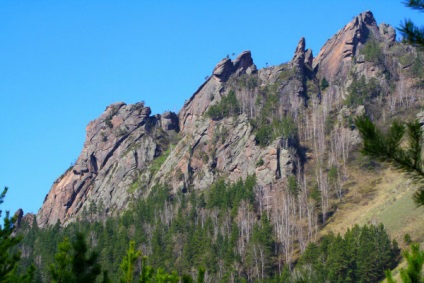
[313,11,381,82]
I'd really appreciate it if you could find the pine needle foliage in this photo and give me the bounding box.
[49,233,101,283]
[386,243,424,283]
[399,0,424,48]
[0,187,23,283]
[355,116,424,206]
[120,241,141,283]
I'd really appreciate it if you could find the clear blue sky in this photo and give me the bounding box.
[0,1,420,215]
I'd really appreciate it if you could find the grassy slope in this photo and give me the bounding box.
[320,156,424,281]
[322,162,424,246]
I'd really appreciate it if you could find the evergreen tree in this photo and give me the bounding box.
[49,237,73,283]
[297,224,399,283]
[355,116,424,206]
[399,0,424,48]
[386,243,424,283]
[72,233,101,282]
[120,241,142,283]
[50,233,101,283]
[0,187,23,283]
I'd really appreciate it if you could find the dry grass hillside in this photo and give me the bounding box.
[322,153,424,246]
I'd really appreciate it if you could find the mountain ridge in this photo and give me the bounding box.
[33,10,421,233]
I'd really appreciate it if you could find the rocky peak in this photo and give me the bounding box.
[304,49,313,68]
[292,37,306,68]
[37,102,178,227]
[379,23,396,43]
[233,51,256,75]
[212,50,257,82]
[313,11,381,82]
[180,51,257,132]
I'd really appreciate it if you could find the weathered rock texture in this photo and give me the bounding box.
[37,102,179,226]
[37,11,421,227]
[313,11,380,83]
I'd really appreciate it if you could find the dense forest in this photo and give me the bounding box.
[6,181,400,282]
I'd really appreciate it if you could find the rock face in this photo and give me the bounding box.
[179,50,256,133]
[313,11,380,82]
[36,11,415,227]
[37,102,179,226]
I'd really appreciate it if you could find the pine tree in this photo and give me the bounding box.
[120,241,141,283]
[386,243,424,283]
[49,237,73,283]
[72,233,101,283]
[0,187,23,283]
[355,116,424,206]
[50,233,101,283]
[399,0,424,48]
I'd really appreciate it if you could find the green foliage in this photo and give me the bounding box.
[399,0,424,48]
[411,53,424,78]
[252,116,297,147]
[120,241,141,283]
[355,116,424,206]
[149,148,171,176]
[254,124,272,147]
[49,237,73,283]
[206,90,240,120]
[207,175,256,211]
[320,77,329,91]
[345,75,381,107]
[17,176,266,281]
[360,39,384,65]
[238,74,258,89]
[249,78,298,147]
[386,243,424,283]
[405,233,413,245]
[256,158,264,167]
[287,175,299,196]
[105,115,113,129]
[278,67,295,81]
[49,233,101,283]
[0,187,23,283]
[296,224,400,283]
[401,51,424,85]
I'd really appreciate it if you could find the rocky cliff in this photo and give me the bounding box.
[37,102,179,226]
[37,11,423,227]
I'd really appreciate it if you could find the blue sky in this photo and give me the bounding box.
[0,1,420,215]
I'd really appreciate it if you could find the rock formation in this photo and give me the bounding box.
[313,11,381,82]
[37,10,418,228]
[37,102,179,226]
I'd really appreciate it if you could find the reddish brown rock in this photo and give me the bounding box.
[313,11,380,82]
[37,102,178,227]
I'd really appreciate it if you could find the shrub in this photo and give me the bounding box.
[206,90,240,120]
[320,77,329,90]
[361,39,384,65]
[256,158,265,167]
[345,75,381,107]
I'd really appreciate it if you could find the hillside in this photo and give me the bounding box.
[16,10,424,282]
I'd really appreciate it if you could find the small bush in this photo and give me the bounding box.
[345,75,381,107]
[320,78,329,90]
[105,116,113,128]
[361,39,384,65]
[206,90,240,120]
[256,158,264,167]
